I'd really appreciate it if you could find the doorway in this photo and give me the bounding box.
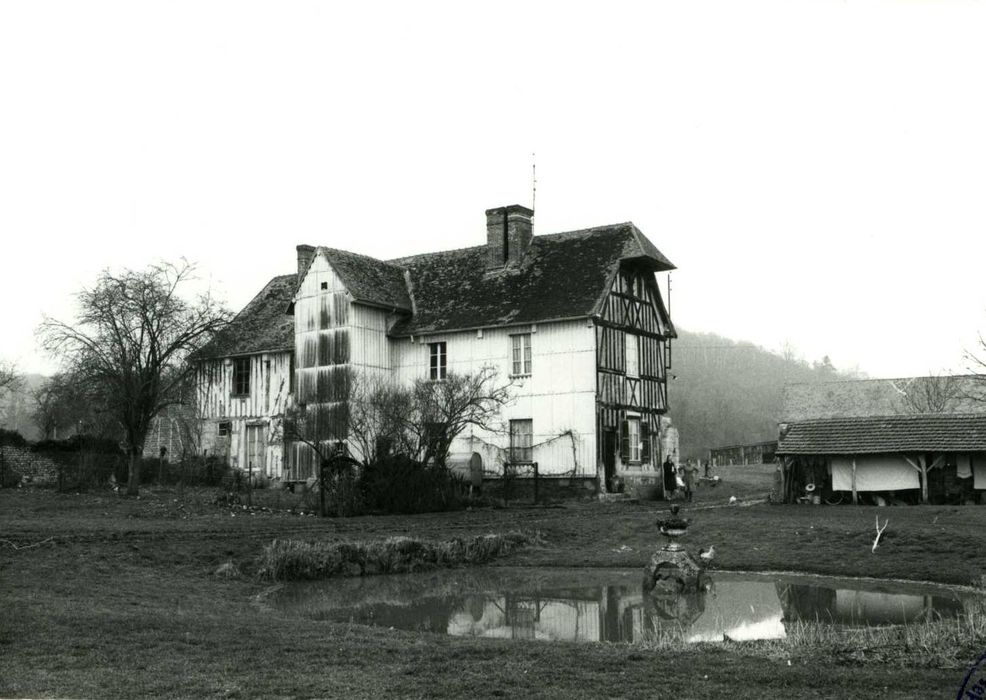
[603,429,617,491]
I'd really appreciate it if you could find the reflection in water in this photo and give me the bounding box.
[270,568,977,645]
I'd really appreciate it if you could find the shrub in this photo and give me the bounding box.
[358,455,466,515]
[257,531,532,581]
[0,429,28,448]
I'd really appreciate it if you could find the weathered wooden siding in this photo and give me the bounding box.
[290,254,351,478]
[392,320,598,477]
[195,350,292,477]
[351,303,392,377]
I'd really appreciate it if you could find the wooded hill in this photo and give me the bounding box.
[669,329,859,460]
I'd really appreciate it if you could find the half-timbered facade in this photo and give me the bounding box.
[193,204,676,494]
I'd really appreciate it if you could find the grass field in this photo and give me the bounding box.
[2,469,985,699]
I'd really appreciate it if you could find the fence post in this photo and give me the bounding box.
[533,462,539,505]
[319,459,327,517]
[247,460,253,507]
[503,461,512,507]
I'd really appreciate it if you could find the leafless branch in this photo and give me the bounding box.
[36,260,231,495]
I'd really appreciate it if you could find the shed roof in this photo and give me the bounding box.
[776,413,986,455]
[196,274,296,359]
[387,223,675,336]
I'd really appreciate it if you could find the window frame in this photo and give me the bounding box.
[428,342,447,381]
[218,421,231,437]
[510,333,532,377]
[625,333,639,378]
[627,416,642,463]
[509,419,534,464]
[232,357,251,396]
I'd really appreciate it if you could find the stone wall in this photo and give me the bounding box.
[0,445,62,484]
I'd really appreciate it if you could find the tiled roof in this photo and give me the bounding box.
[202,221,675,359]
[196,274,296,359]
[781,376,986,421]
[776,413,986,455]
[388,223,674,336]
[319,248,412,311]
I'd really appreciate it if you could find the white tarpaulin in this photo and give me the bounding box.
[957,453,973,479]
[831,456,920,492]
[974,454,986,490]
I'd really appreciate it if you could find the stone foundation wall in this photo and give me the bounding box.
[479,476,598,502]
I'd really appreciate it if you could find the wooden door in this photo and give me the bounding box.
[246,425,266,476]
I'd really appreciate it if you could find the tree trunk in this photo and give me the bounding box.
[127,450,139,496]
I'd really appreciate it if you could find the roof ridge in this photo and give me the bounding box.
[318,245,407,271]
[385,222,635,265]
[791,412,986,423]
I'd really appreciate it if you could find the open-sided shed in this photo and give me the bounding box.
[776,413,986,504]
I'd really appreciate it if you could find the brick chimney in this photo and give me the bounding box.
[296,244,316,283]
[485,204,534,269]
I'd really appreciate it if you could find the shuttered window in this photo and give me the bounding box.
[621,416,643,464]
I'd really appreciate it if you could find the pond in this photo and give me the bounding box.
[268,568,982,644]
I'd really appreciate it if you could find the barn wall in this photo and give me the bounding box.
[391,319,598,477]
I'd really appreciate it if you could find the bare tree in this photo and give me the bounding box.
[891,373,961,414]
[345,371,415,466]
[285,366,512,469]
[966,334,986,403]
[407,366,513,468]
[31,372,98,440]
[0,361,20,398]
[38,261,230,495]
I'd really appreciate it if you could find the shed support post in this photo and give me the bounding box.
[920,455,929,504]
[852,457,859,505]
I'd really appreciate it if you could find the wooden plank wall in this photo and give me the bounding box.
[195,351,292,477]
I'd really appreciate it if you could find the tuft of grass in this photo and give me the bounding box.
[779,606,986,668]
[257,531,535,581]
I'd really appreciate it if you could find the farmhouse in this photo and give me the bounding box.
[191,205,677,495]
[776,376,986,504]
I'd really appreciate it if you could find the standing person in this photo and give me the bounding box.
[662,455,677,498]
[683,460,697,502]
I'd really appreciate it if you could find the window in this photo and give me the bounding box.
[429,342,447,381]
[620,417,651,465]
[625,333,639,378]
[511,334,532,376]
[289,353,296,393]
[509,419,533,463]
[232,357,251,396]
[627,418,641,462]
[218,421,231,437]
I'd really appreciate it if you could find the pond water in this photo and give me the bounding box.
[268,568,983,644]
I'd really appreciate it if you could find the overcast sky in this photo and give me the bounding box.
[2,0,985,378]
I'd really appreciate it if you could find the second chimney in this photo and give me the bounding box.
[485,204,534,269]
